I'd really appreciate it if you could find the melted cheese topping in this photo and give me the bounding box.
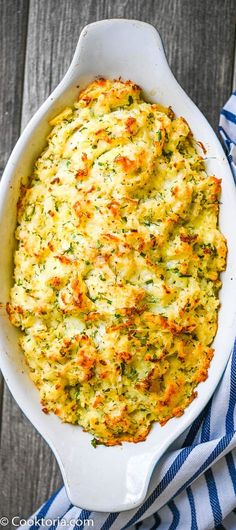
[8,79,227,445]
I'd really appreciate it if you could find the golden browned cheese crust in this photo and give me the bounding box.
[8,79,227,445]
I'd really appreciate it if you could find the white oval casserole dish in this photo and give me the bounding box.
[0,19,236,513]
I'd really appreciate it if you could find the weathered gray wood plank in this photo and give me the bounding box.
[0,0,29,174]
[1,0,235,524]
[0,0,29,440]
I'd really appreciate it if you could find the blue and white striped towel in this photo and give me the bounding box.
[21,94,236,530]
[219,93,236,182]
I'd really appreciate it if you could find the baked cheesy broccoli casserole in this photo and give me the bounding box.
[7,79,227,446]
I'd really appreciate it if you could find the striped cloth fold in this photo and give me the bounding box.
[219,91,236,181]
[20,96,236,530]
